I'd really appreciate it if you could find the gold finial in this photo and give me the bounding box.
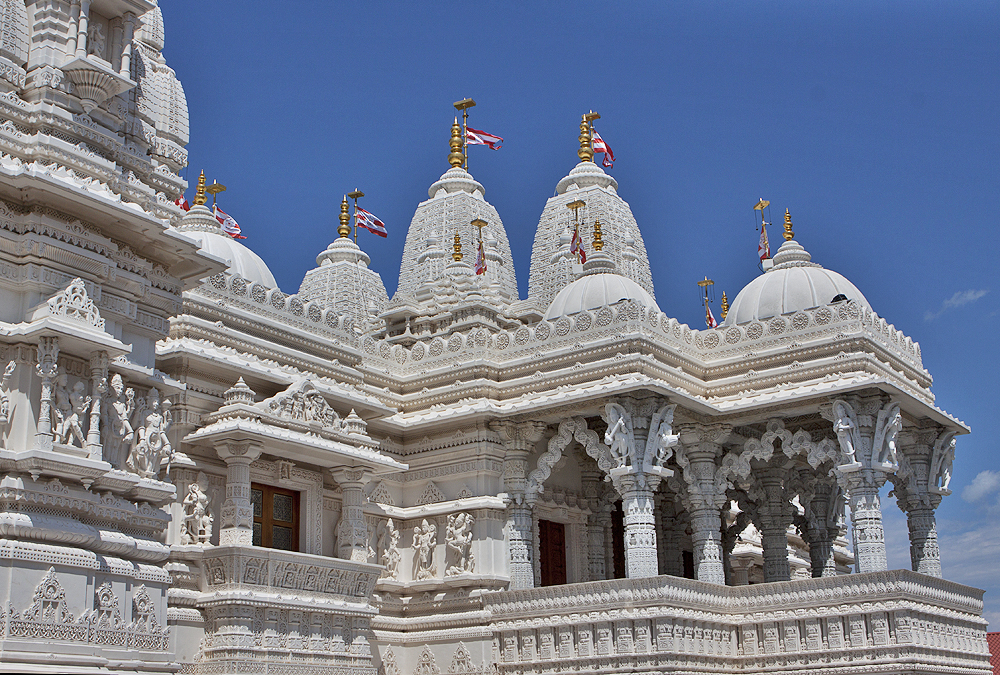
[452,232,462,261]
[578,114,593,162]
[783,208,794,241]
[193,170,207,206]
[448,117,464,168]
[593,218,604,251]
[472,218,487,240]
[720,291,729,320]
[338,196,351,238]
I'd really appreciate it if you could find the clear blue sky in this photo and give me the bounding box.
[162,1,999,621]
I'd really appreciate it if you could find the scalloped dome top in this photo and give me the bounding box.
[528,161,653,310]
[724,238,870,326]
[176,206,277,289]
[544,270,659,320]
[0,0,31,66]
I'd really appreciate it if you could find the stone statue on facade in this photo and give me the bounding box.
[180,477,212,545]
[412,518,437,580]
[0,361,14,445]
[604,404,632,469]
[930,433,956,494]
[101,374,134,470]
[53,373,90,447]
[128,388,172,479]
[378,518,401,580]
[445,512,475,576]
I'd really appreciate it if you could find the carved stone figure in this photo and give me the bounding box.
[604,404,631,469]
[180,478,212,545]
[930,433,956,493]
[832,402,859,466]
[87,22,105,57]
[445,512,475,576]
[128,388,172,479]
[101,374,134,469]
[0,360,14,443]
[378,518,400,580]
[54,373,90,447]
[412,518,437,580]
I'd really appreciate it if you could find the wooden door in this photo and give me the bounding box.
[538,519,567,586]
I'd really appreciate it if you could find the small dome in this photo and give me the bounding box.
[724,238,870,325]
[544,270,659,320]
[176,205,277,289]
[0,0,30,67]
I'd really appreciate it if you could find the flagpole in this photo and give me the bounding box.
[454,98,476,171]
[349,189,364,245]
[698,276,715,328]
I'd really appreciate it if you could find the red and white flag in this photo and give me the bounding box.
[175,196,190,211]
[570,225,587,264]
[355,207,387,237]
[214,205,246,239]
[758,224,770,261]
[475,240,487,275]
[592,129,615,168]
[466,126,503,150]
[706,305,718,328]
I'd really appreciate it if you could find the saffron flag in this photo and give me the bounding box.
[475,240,487,275]
[706,305,718,328]
[758,224,770,261]
[592,130,615,168]
[570,225,587,264]
[175,196,190,211]
[214,205,246,239]
[466,126,503,150]
[355,207,388,237]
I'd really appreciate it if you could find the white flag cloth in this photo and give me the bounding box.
[475,240,487,275]
[759,224,770,261]
[570,225,587,264]
[592,129,615,168]
[355,207,387,237]
[706,305,718,328]
[466,126,503,150]
[214,205,245,239]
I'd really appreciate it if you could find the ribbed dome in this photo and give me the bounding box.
[176,205,277,289]
[528,161,653,310]
[724,238,870,326]
[298,237,388,324]
[544,271,659,320]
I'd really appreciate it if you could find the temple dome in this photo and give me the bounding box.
[176,205,277,289]
[724,238,870,326]
[528,161,653,310]
[544,253,660,320]
[395,165,517,303]
[298,236,388,326]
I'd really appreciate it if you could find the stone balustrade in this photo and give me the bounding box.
[484,570,991,674]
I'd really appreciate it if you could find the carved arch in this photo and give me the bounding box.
[525,417,612,503]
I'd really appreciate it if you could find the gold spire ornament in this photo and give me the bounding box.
[448,117,464,168]
[453,98,476,170]
[593,218,604,251]
[193,170,207,206]
[337,196,351,238]
[205,179,226,208]
[720,291,729,320]
[578,111,601,163]
[452,232,462,261]
[783,208,794,241]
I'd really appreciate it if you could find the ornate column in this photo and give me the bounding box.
[800,475,841,577]
[674,423,731,585]
[491,420,547,590]
[745,468,795,583]
[829,396,901,574]
[76,0,91,57]
[331,468,373,562]
[119,12,136,76]
[216,441,264,546]
[604,397,678,579]
[85,351,108,461]
[34,337,59,452]
[581,462,609,581]
[893,427,955,577]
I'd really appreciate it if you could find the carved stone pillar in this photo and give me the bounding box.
[332,468,373,562]
[829,396,901,574]
[675,424,731,585]
[120,12,136,77]
[491,420,547,590]
[581,462,608,581]
[730,558,751,586]
[85,351,108,461]
[801,477,841,578]
[618,473,661,578]
[216,441,264,546]
[750,468,795,583]
[76,0,92,57]
[34,337,59,452]
[893,427,954,577]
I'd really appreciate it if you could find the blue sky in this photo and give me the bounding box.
[161,2,1000,621]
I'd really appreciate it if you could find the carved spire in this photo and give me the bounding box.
[193,170,206,206]
[337,195,351,239]
[448,117,464,168]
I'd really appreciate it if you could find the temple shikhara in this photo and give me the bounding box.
[0,2,991,674]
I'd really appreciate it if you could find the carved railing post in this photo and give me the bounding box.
[34,337,59,452]
[674,423,731,585]
[216,441,264,546]
[332,468,374,562]
[604,397,677,579]
[85,351,108,461]
[491,419,547,590]
[892,427,954,577]
[828,396,901,574]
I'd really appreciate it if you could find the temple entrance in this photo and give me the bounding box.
[538,519,567,586]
